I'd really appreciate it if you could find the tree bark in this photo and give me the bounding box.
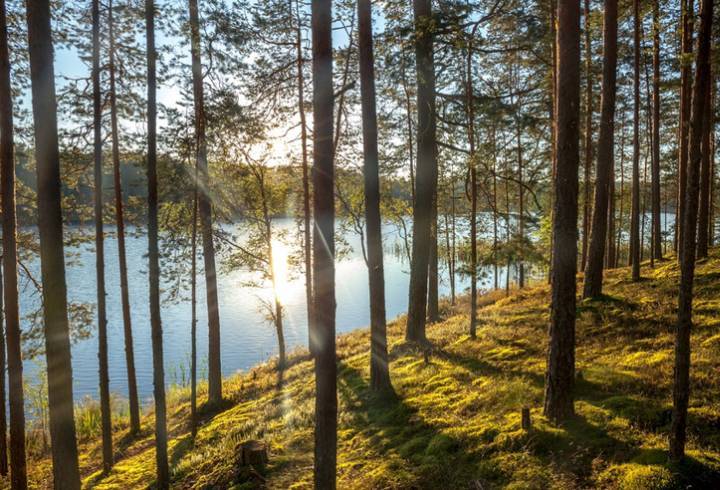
[671,0,714,462]
[581,0,593,272]
[466,24,479,337]
[544,0,580,425]
[676,0,694,254]
[651,0,662,260]
[25,0,81,486]
[107,0,141,435]
[697,70,713,259]
[188,0,222,404]
[358,0,392,393]
[583,0,618,298]
[0,0,26,485]
[293,0,314,356]
[191,172,198,437]
[145,1,169,486]
[92,0,113,473]
[629,0,641,281]
[311,0,336,487]
[406,0,437,343]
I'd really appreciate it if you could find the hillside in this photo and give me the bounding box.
[26,251,720,489]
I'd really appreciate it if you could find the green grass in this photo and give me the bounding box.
[17,250,720,489]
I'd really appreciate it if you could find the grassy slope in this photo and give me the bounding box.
[24,251,720,489]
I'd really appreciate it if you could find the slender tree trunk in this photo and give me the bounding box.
[517,112,525,288]
[108,0,140,435]
[311,1,336,487]
[548,0,558,285]
[190,173,198,437]
[617,125,626,266]
[188,0,222,404]
[92,0,113,473]
[697,70,713,258]
[466,26,479,337]
[710,81,717,247]
[629,0,641,280]
[427,193,439,322]
[581,0,593,272]
[544,0,580,425]
[406,0,437,343]
[358,0,392,393]
[25,0,81,486]
[671,0,714,461]
[583,0,618,298]
[293,0,315,356]
[145,1,169,486]
[492,125,499,289]
[676,0,694,253]
[651,0,662,260]
[0,1,25,485]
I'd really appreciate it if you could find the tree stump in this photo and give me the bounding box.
[240,440,268,469]
[521,408,531,431]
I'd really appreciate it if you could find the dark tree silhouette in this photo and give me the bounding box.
[358,0,392,393]
[583,0,618,299]
[697,76,713,259]
[92,0,113,473]
[145,0,169,486]
[406,0,437,343]
[187,0,223,405]
[629,0,641,281]
[466,22,480,337]
[581,0,593,272]
[676,0,694,253]
[107,0,141,435]
[0,1,25,485]
[650,0,662,260]
[311,0,336,487]
[25,0,81,486]
[544,0,580,424]
[671,0,714,461]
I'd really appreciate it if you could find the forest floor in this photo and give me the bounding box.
[23,249,720,489]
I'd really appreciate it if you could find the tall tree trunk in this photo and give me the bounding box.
[0,0,25,485]
[311,0,336,487]
[544,0,580,424]
[517,111,525,288]
[548,0,558,285]
[466,25,479,337]
[583,0,618,298]
[671,0,714,461]
[676,0,694,253]
[190,174,198,437]
[492,125,499,289]
[406,0,437,343]
[108,0,140,435]
[145,1,169,486]
[606,160,616,269]
[188,0,222,404]
[427,194,439,322]
[0,0,27,483]
[697,71,713,258]
[25,0,81,486]
[629,0,641,281]
[651,0,662,260]
[358,0,392,393]
[293,0,314,356]
[93,0,113,473]
[581,0,593,272]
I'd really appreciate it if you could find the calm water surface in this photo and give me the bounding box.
[21,219,514,403]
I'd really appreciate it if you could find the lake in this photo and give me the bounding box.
[20,218,518,404]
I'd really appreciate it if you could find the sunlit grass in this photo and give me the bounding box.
[19,249,720,489]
